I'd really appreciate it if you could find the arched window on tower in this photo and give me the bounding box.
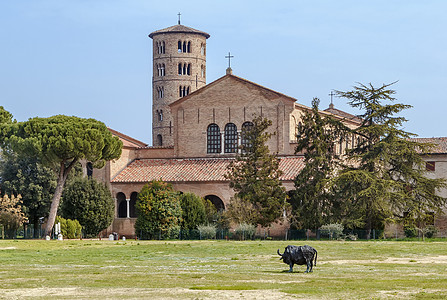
[161,63,165,76]
[161,41,165,54]
[183,41,187,53]
[157,110,163,121]
[241,121,253,150]
[178,41,182,53]
[157,134,163,146]
[157,86,164,99]
[224,123,238,153]
[201,65,205,77]
[187,64,191,75]
[207,124,221,153]
[201,43,205,55]
[187,41,191,53]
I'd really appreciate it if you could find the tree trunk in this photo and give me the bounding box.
[43,159,77,237]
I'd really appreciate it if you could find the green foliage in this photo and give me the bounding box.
[202,198,217,224]
[61,177,114,237]
[333,82,447,237]
[290,98,347,229]
[234,223,256,240]
[224,196,259,226]
[0,114,122,236]
[179,193,206,230]
[0,106,14,124]
[197,224,217,239]
[135,180,182,239]
[55,216,82,239]
[0,194,27,238]
[320,223,344,239]
[226,115,287,227]
[404,226,417,238]
[0,152,56,236]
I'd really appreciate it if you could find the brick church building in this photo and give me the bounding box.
[93,22,446,238]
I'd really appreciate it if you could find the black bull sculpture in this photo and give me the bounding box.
[277,245,318,273]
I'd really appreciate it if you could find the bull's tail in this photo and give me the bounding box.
[314,250,317,266]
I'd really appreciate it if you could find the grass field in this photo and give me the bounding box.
[1,239,446,299]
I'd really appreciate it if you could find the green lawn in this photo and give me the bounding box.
[0,239,446,299]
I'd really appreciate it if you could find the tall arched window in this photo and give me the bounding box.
[207,124,221,153]
[130,192,138,218]
[157,86,164,99]
[178,41,182,53]
[201,65,205,77]
[116,192,126,218]
[187,63,191,75]
[224,123,238,153]
[201,43,205,55]
[86,162,93,178]
[241,121,253,150]
[157,134,163,146]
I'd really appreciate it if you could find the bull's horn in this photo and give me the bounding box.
[277,249,283,256]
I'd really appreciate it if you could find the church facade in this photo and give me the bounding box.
[95,22,446,238]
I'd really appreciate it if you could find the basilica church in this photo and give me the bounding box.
[93,22,447,237]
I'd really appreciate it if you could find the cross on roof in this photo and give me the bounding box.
[329,91,336,107]
[177,12,181,25]
[225,52,234,68]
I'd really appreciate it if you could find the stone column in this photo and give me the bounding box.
[126,199,130,218]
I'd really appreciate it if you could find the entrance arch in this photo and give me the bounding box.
[129,192,138,218]
[116,192,127,218]
[204,195,225,211]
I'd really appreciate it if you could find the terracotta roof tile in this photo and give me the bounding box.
[149,24,210,39]
[411,137,447,154]
[112,156,305,183]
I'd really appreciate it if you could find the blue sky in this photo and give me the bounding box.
[1,1,446,144]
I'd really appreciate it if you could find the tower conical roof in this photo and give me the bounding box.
[149,24,210,39]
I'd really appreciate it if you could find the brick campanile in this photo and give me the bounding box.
[149,23,210,147]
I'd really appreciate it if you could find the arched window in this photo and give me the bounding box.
[224,123,238,153]
[161,41,165,54]
[157,86,164,99]
[86,162,93,178]
[157,110,163,121]
[129,192,138,218]
[241,121,253,150]
[116,192,126,218]
[201,43,205,55]
[183,63,187,75]
[187,64,191,75]
[178,41,182,53]
[178,63,182,75]
[187,41,191,53]
[207,124,221,153]
[157,134,163,146]
[161,63,165,76]
[179,86,190,97]
[201,65,205,77]
[183,41,187,53]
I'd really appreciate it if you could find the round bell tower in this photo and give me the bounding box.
[149,21,210,147]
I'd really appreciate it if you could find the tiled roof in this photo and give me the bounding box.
[108,128,148,148]
[411,137,447,154]
[112,156,305,183]
[149,24,210,39]
[324,105,362,123]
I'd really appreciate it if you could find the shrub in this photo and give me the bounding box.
[135,181,182,240]
[404,226,417,238]
[180,193,206,230]
[55,216,82,239]
[320,223,344,239]
[234,223,256,240]
[423,225,437,238]
[197,224,216,239]
[61,177,114,237]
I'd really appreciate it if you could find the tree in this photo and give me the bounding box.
[224,196,260,226]
[226,115,287,227]
[334,82,447,238]
[0,152,57,237]
[135,180,182,239]
[179,192,206,230]
[0,106,14,124]
[61,176,114,237]
[0,115,122,236]
[290,98,347,229]
[0,194,27,238]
